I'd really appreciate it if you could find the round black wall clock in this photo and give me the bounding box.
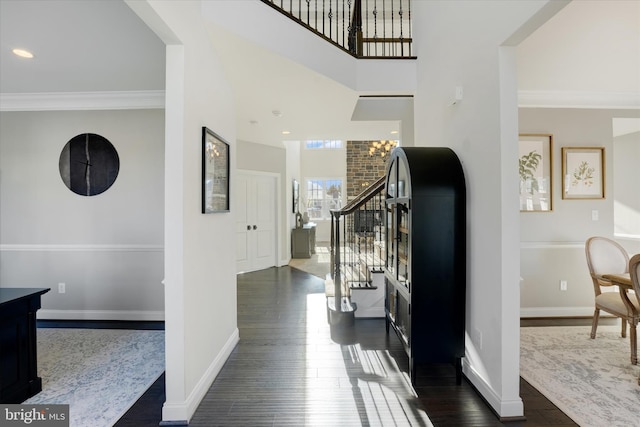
[59,133,120,196]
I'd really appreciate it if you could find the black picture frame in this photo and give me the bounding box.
[202,127,230,213]
[292,179,299,213]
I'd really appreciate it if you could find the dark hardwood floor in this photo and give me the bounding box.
[116,266,577,426]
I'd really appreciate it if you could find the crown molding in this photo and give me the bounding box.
[518,90,640,109]
[0,90,165,111]
[1,89,636,111]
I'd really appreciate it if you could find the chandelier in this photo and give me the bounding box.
[369,140,397,158]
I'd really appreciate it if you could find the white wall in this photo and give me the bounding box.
[0,109,164,320]
[131,1,238,423]
[614,130,640,239]
[519,108,640,316]
[411,0,569,418]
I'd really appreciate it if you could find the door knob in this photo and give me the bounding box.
[253,225,257,230]
[247,225,251,230]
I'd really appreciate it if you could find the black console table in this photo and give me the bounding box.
[0,287,50,403]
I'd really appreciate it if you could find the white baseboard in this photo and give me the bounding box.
[354,306,385,318]
[463,359,524,418]
[37,309,165,321]
[162,329,240,423]
[520,306,594,318]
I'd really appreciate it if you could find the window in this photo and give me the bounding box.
[304,140,343,149]
[305,179,343,220]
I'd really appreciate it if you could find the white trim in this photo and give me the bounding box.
[520,241,584,249]
[518,90,640,110]
[161,329,239,423]
[614,233,640,241]
[0,90,165,111]
[520,306,594,318]
[0,244,163,252]
[37,309,165,321]
[463,359,524,418]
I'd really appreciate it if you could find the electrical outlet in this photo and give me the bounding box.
[560,280,567,291]
[58,282,66,294]
[592,210,599,221]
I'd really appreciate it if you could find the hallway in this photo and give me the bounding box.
[118,266,575,426]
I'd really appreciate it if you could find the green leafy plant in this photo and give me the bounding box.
[519,151,542,194]
[572,161,595,187]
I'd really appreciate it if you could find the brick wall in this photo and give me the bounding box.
[346,140,396,199]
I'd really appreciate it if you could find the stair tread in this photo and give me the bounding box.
[326,296,357,312]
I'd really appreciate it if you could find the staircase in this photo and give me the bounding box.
[327,176,386,325]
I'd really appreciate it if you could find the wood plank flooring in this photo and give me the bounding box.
[117,266,577,426]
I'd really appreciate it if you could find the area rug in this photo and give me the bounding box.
[520,325,640,427]
[288,242,331,279]
[25,328,165,427]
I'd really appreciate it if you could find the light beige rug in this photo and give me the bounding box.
[288,242,331,279]
[520,325,640,427]
[26,328,165,427]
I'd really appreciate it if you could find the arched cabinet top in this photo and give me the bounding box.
[385,147,466,200]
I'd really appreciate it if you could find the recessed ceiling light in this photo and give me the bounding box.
[390,130,399,135]
[12,48,34,59]
[272,110,282,117]
[282,130,291,135]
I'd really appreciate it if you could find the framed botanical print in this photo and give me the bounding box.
[519,134,553,212]
[202,127,230,213]
[562,147,605,199]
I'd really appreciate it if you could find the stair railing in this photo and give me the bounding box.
[260,0,414,59]
[329,175,386,312]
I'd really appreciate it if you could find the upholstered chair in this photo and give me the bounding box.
[585,237,638,364]
[629,253,640,383]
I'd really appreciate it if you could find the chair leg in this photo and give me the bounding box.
[590,309,600,339]
[630,322,637,365]
[621,318,627,338]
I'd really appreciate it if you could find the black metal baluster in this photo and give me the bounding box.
[381,0,385,57]
[340,0,344,50]
[370,0,375,57]
[328,1,333,41]
[408,0,412,57]
[322,0,325,35]
[398,0,403,56]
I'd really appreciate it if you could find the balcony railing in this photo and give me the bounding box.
[261,0,415,58]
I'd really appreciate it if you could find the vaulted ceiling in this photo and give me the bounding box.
[1,1,638,145]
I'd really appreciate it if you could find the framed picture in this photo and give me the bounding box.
[519,134,553,212]
[562,147,605,199]
[292,179,300,213]
[202,127,230,213]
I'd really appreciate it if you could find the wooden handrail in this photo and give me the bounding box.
[331,175,385,217]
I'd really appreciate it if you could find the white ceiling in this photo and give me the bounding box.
[1,0,638,145]
[0,0,165,93]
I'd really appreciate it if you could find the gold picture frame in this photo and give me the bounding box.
[519,134,553,212]
[561,147,605,199]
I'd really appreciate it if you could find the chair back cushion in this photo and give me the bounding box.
[586,237,629,275]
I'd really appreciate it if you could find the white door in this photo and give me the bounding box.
[236,172,277,273]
